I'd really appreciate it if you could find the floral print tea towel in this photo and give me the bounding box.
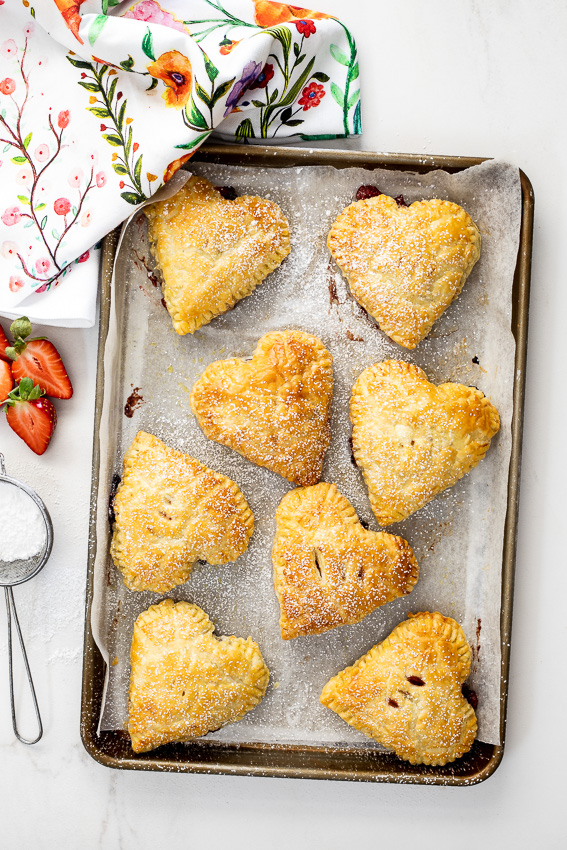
[0,1,361,326]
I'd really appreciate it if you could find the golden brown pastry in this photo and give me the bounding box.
[272,483,418,639]
[128,599,269,753]
[328,194,481,348]
[110,431,254,593]
[190,330,333,487]
[350,360,500,525]
[321,611,477,765]
[144,175,290,335]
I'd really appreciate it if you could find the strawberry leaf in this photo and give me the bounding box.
[10,316,31,341]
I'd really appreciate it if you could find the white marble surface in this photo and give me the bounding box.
[0,1,565,846]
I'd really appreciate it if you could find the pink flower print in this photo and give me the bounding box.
[96,172,106,188]
[0,78,16,96]
[68,167,83,188]
[54,197,71,216]
[35,257,50,275]
[81,210,92,227]
[34,282,48,294]
[9,276,24,293]
[77,251,90,263]
[1,241,18,260]
[35,143,50,162]
[1,40,17,58]
[23,23,34,37]
[123,1,186,33]
[58,110,70,129]
[16,166,32,185]
[1,207,21,226]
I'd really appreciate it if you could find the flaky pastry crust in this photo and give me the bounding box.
[328,195,481,349]
[190,330,333,486]
[128,599,269,753]
[350,360,500,525]
[272,483,418,639]
[110,431,254,593]
[144,175,290,335]
[321,611,477,765]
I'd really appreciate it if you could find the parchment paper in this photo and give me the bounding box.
[91,158,521,747]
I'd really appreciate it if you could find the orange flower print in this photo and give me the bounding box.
[253,1,332,27]
[147,52,193,109]
[163,153,193,183]
[219,39,241,55]
[53,0,88,44]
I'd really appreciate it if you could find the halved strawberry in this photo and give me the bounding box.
[5,377,57,455]
[6,316,73,399]
[0,360,14,401]
[0,322,10,362]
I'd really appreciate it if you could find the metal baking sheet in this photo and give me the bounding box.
[80,144,533,784]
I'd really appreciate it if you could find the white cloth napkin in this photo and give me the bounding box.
[0,1,361,326]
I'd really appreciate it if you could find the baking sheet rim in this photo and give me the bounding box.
[80,143,533,785]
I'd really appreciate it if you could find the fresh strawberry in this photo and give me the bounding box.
[5,377,57,455]
[0,322,10,362]
[0,360,13,401]
[6,316,73,399]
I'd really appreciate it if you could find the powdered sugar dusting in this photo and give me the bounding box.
[91,159,521,750]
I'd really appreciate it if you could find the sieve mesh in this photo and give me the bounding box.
[0,462,53,587]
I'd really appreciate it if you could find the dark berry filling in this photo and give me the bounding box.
[356,184,381,202]
[216,185,237,200]
[461,682,478,709]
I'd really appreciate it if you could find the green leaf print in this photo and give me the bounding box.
[330,82,344,108]
[330,44,349,66]
[88,15,108,47]
[142,29,156,62]
[69,58,151,200]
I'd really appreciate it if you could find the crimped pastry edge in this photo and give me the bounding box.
[110,431,254,593]
[128,599,270,753]
[190,330,334,487]
[320,611,477,766]
[349,359,500,525]
[272,482,419,639]
[145,176,291,335]
[328,195,481,349]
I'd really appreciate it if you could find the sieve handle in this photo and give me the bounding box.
[5,586,43,745]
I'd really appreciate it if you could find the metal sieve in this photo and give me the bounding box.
[0,452,53,744]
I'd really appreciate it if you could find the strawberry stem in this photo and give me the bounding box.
[10,316,31,342]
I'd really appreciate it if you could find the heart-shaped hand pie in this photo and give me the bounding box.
[110,431,254,593]
[145,175,290,335]
[350,360,500,525]
[191,330,333,486]
[273,483,418,639]
[321,611,477,765]
[128,599,269,753]
[328,194,481,349]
